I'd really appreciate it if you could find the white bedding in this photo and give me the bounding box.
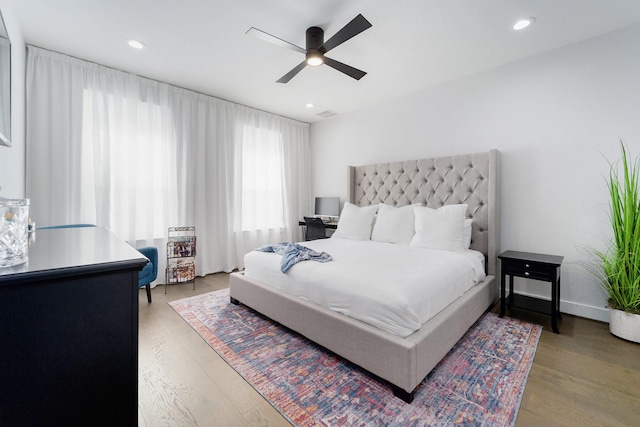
[243,237,486,337]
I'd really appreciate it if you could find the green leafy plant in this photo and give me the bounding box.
[589,142,640,314]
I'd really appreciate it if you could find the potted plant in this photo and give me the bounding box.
[589,142,640,342]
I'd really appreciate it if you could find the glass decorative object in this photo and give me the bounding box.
[0,198,29,267]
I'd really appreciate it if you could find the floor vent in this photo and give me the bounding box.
[317,110,338,118]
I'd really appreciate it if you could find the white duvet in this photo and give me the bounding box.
[243,237,486,338]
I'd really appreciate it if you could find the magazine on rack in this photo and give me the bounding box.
[166,258,195,283]
[167,236,196,258]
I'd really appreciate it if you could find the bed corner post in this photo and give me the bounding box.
[488,149,501,297]
[489,150,500,258]
[347,165,356,204]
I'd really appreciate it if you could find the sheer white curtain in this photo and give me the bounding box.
[80,75,179,243]
[26,46,310,280]
[232,109,310,261]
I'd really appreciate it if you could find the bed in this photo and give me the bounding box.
[229,150,500,402]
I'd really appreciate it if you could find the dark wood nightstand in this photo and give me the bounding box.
[499,250,564,333]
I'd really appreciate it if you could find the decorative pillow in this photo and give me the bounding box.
[463,218,473,250]
[332,202,379,240]
[371,203,417,245]
[410,204,468,252]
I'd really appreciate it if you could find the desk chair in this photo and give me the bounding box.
[37,224,157,303]
[303,217,328,241]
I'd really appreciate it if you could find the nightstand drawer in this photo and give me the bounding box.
[503,260,552,281]
[504,267,550,281]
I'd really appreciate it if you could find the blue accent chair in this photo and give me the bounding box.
[37,224,157,303]
[37,224,97,230]
[137,246,158,303]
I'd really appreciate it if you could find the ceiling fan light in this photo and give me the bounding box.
[306,51,324,67]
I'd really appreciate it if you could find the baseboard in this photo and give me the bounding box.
[560,300,609,323]
[513,290,609,323]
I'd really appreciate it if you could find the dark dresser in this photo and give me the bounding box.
[0,226,147,426]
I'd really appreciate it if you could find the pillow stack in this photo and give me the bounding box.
[332,202,472,252]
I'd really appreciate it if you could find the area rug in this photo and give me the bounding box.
[169,289,541,426]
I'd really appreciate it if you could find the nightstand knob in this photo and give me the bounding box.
[525,272,530,276]
[525,263,530,267]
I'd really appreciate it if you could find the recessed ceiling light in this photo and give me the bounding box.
[305,103,314,108]
[127,39,146,49]
[513,17,535,30]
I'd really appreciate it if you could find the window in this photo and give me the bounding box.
[241,125,284,231]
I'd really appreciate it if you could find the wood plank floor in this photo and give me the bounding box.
[138,273,640,426]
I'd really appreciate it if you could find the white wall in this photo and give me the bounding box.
[310,24,640,322]
[0,0,26,198]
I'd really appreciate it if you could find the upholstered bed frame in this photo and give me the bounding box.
[229,150,500,402]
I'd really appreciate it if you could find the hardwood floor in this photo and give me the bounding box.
[497,306,640,426]
[138,273,291,427]
[138,273,640,426]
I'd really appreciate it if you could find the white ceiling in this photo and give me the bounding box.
[10,0,640,123]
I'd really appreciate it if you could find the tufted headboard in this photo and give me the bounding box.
[347,150,500,277]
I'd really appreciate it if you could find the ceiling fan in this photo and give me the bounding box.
[247,14,372,83]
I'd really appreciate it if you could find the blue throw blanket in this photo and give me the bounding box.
[256,242,333,273]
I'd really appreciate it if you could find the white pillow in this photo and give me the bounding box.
[410,204,468,252]
[332,202,379,240]
[371,203,416,245]
[463,218,473,249]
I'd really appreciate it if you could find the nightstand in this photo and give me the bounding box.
[499,250,564,333]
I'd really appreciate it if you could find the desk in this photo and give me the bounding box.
[298,220,338,229]
[499,250,564,334]
[0,227,147,425]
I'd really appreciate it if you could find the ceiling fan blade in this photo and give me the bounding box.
[246,27,306,54]
[321,14,372,53]
[276,61,308,83]
[323,57,367,80]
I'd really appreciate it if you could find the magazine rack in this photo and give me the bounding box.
[165,226,196,293]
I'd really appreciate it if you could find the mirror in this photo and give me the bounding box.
[0,10,10,147]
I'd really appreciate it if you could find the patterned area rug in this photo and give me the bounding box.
[170,289,541,426]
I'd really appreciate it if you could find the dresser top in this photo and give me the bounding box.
[0,226,147,285]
